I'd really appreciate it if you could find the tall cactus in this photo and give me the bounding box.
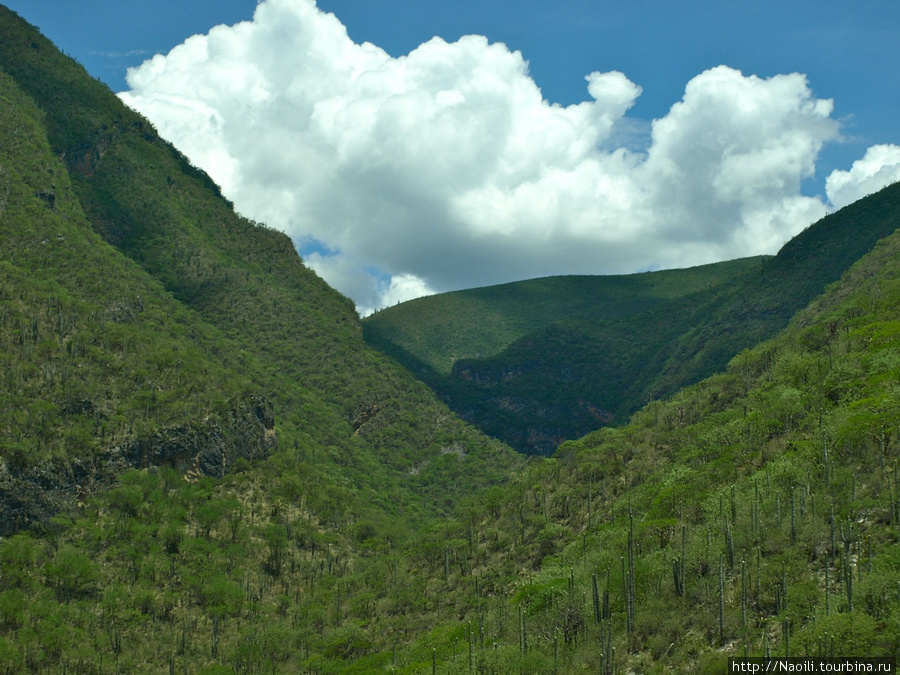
[753,479,760,540]
[896,466,900,538]
[724,521,735,569]
[829,505,836,558]
[467,621,474,673]
[781,561,788,615]
[621,556,629,635]
[718,556,726,644]
[519,605,528,656]
[731,485,737,524]
[603,568,611,621]
[672,557,684,597]
[740,559,747,630]
[626,518,636,635]
[790,486,797,543]
[755,547,761,607]
[843,551,853,612]
[673,524,686,597]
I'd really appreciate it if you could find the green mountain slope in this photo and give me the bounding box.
[391,208,900,672]
[0,4,519,528]
[451,210,900,671]
[0,7,523,671]
[365,186,900,454]
[0,55,271,528]
[364,257,766,375]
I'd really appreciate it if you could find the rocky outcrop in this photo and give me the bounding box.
[104,295,144,323]
[0,394,276,534]
[348,398,383,434]
[61,131,114,178]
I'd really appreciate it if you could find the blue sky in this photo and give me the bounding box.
[6,0,900,312]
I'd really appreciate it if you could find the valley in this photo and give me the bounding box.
[1,6,899,673]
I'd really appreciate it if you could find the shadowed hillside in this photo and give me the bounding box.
[364,258,767,375]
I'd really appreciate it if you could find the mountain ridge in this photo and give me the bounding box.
[364,256,768,374]
[365,184,900,453]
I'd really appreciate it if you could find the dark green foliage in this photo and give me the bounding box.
[365,258,768,454]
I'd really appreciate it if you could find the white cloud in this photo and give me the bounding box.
[303,252,435,317]
[120,0,866,313]
[376,274,436,314]
[825,144,900,210]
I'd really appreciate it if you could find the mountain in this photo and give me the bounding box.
[441,194,900,671]
[364,187,900,454]
[0,4,519,530]
[363,257,766,375]
[0,5,524,670]
[2,6,899,673]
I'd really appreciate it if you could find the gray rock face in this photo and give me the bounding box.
[0,394,276,534]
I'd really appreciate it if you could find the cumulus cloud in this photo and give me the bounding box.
[825,144,900,210]
[120,0,871,314]
[303,250,435,316]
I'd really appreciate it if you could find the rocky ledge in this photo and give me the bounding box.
[0,393,276,534]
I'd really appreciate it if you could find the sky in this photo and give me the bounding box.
[7,0,900,315]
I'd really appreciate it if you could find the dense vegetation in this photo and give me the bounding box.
[365,189,900,454]
[1,5,899,673]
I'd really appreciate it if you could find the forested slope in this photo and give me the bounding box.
[460,211,900,671]
[0,5,519,528]
[0,5,526,671]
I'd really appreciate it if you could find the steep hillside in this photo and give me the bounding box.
[0,4,520,529]
[0,7,524,672]
[445,212,900,671]
[0,56,272,529]
[366,184,900,454]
